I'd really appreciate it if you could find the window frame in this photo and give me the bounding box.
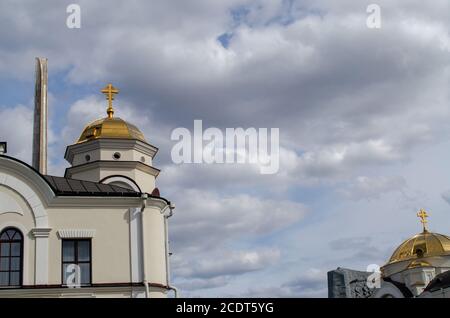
[61,238,92,287]
[0,227,24,288]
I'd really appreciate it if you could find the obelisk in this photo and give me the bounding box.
[32,57,48,174]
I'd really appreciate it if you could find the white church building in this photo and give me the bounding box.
[0,59,176,297]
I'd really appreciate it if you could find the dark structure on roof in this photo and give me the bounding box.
[44,175,141,197]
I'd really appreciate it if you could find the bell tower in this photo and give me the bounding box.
[64,84,160,193]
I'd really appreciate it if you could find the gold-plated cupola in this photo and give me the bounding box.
[76,83,146,144]
[386,210,450,264]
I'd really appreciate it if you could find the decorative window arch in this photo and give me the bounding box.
[99,175,141,192]
[0,227,23,287]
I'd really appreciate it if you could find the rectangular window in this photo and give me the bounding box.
[62,239,91,286]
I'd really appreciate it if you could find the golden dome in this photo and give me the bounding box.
[77,117,146,143]
[386,209,450,265]
[76,83,146,144]
[387,231,450,264]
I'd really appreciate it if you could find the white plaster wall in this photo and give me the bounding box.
[134,169,156,193]
[46,207,132,285]
[72,148,153,167]
[143,205,167,286]
[68,169,101,182]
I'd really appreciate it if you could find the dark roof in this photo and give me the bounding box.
[1,154,170,202]
[424,270,450,292]
[44,175,141,197]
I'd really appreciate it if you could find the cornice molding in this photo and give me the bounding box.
[57,229,96,238]
[0,283,168,297]
[0,156,55,209]
[65,139,158,164]
[145,197,169,210]
[65,160,160,179]
[31,228,52,238]
[47,195,143,208]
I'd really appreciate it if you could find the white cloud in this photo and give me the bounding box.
[0,105,33,163]
[175,249,280,279]
[169,189,306,252]
[282,268,328,297]
[338,176,406,201]
[172,248,280,292]
[236,268,328,298]
[167,188,304,292]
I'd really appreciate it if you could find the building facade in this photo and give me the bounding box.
[0,84,176,297]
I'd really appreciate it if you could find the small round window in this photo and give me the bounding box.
[85,154,91,162]
[140,156,145,163]
[113,152,121,160]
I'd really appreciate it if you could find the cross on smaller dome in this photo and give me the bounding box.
[101,83,119,119]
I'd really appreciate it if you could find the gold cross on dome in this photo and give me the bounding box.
[417,209,429,232]
[101,83,119,118]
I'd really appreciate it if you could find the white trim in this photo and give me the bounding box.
[57,229,96,238]
[0,285,151,298]
[31,228,51,285]
[65,161,160,179]
[102,176,141,192]
[0,157,54,211]
[48,196,142,208]
[31,228,51,238]
[0,222,30,285]
[145,198,168,210]
[65,139,158,164]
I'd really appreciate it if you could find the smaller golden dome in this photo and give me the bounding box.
[77,117,146,143]
[387,231,450,264]
[76,83,147,144]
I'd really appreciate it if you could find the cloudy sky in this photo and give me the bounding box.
[0,0,448,297]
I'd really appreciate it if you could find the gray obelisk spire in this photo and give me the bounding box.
[32,57,48,174]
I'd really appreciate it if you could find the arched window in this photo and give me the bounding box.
[0,228,23,287]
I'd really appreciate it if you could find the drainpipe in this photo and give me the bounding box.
[140,193,150,298]
[161,203,179,298]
